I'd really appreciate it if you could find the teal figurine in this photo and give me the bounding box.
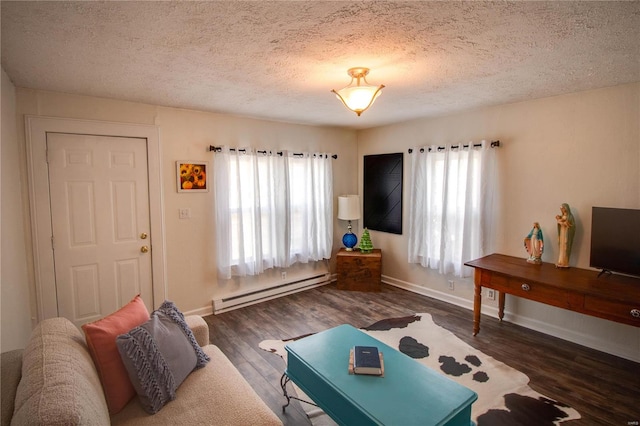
[524,222,544,264]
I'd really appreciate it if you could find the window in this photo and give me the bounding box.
[214,148,333,279]
[408,142,497,277]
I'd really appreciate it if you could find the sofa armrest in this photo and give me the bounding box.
[184,315,209,347]
[1,349,23,426]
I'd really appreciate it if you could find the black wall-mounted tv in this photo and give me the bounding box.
[590,207,640,278]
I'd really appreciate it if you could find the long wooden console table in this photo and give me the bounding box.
[464,253,640,336]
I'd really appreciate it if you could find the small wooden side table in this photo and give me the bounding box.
[336,248,382,291]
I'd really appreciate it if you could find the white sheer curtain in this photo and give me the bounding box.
[287,153,333,264]
[408,141,497,277]
[214,148,332,279]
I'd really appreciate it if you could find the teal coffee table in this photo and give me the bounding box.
[284,324,477,426]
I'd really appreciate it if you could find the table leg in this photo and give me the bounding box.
[473,278,481,336]
[281,373,292,412]
[498,291,506,321]
[280,373,317,413]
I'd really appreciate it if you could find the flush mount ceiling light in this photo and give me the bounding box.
[332,67,385,116]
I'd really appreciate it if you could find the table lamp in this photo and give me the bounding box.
[338,195,360,251]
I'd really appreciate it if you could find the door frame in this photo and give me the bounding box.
[25,116,167,321]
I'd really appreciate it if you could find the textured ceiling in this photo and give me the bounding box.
[2,1,639,129]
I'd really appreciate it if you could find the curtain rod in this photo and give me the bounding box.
[408,140,500,154]
[208,145,337,159]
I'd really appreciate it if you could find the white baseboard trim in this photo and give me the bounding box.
[500,312,639,363]
[382,275,476,312]
[382,275,639,363]
[184,305,214,318]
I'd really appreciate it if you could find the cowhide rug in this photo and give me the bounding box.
[259,313,581,426]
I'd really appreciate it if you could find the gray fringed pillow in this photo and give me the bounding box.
[116,301,210,414]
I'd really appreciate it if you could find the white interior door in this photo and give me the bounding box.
[47,133,153,326]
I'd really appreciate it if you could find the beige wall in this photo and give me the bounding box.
[357,82,640,361]
[2,87,357,351]
[2,78,638,361]
[1,70,33,352]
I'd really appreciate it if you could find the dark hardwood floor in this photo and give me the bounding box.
[204,283,640,425]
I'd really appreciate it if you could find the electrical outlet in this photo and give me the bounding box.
[281,271,287,280]
[448,280,455,291]
[178,208,191,219]
[486,289,496,300]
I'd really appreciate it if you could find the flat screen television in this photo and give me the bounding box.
[590,207,640,278]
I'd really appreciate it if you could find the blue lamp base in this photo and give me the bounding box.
[342,232,358,251]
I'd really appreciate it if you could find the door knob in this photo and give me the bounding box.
[140,246,149,253]
[140,232,148,239]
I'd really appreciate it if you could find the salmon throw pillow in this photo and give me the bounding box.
[82,295,150,414]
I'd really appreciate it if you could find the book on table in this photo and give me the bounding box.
[353,345,383,375]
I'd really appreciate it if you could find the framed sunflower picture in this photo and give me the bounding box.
[176,161,208,193]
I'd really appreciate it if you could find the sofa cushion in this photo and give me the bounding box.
[110,345,282,425]
[11,317,110,425]
[116,301,210,414]
[82,295,150,414]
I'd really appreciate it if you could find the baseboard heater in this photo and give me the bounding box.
[212,272,331,314]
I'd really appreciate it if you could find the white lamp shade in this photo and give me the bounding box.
[338,195,360,220]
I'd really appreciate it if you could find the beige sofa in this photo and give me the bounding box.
[1,315,282,426]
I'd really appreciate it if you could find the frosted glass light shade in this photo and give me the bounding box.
[332,68,384,116]
[338,195,360,220]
